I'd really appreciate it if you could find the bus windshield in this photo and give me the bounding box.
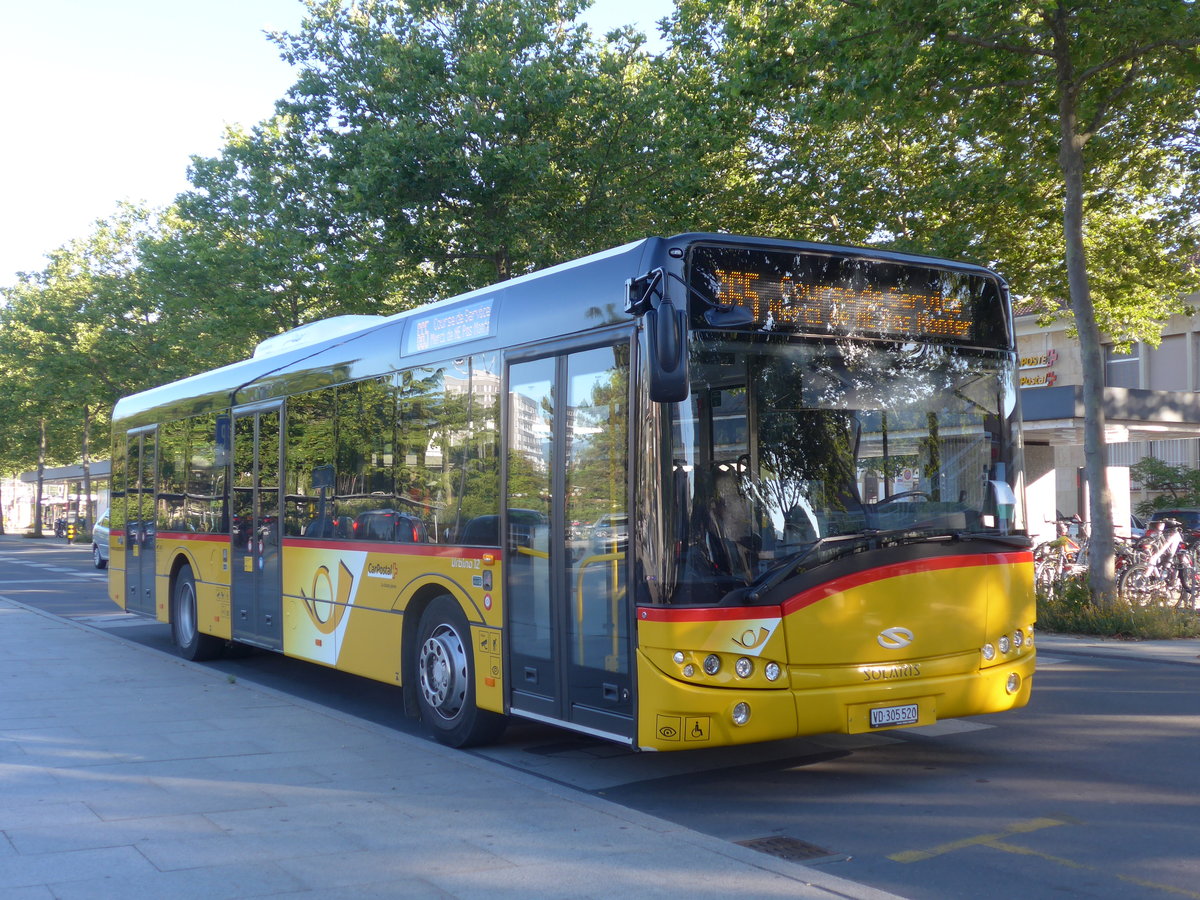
[668,334,1024,601]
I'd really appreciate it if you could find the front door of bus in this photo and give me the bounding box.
[230,405,283,650]
[505,341,633,741]
[124,427,156,616]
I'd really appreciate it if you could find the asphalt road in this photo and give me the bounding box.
[3,534,1199,899]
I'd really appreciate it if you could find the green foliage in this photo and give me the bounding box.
[266,0,719,299]
[667,0,1200,602]
[3,0,1199,517]
[666,0,1200,333]
[1038,578,1200,639]
[2,0,713,476]
[1129,457,1200,517]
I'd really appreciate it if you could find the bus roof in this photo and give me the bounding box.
[111,237,660,427]
[111,233,1005,428]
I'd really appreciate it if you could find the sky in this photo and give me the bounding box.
[0,0,675,288]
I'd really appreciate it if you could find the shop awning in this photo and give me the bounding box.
[19,460,111,485]
[1021,385,1200,445]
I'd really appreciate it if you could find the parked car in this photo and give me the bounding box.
[353,509,428,543]
[589,513,628,554]
[1147,508,1200,541]
[1129,513,1146,539]
[456,509,547,549]
[91,510,110,569]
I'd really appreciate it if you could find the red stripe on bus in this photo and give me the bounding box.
[637,551,1032,623]
[108,531,497,560]
[637,605,783,623]
[280,539,495,559]
[156,531,230,543]
[781,551,1032,615]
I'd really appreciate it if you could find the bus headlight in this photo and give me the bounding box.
[982,643,996,661]
[998,635,1011,654]
[735,657,753,679]
[703,654,721,675]
[765,661,781,682]
[1013,630,1024,649]
[732,702,751,726]
[1006,673,1021,694]
[673,651,685,665]
[682,664,696,678]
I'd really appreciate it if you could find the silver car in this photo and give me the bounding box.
[91,510,110,569]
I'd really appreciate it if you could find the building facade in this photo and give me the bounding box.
[1016,302,1200,544]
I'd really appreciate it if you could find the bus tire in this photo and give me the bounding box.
[172,564,222,661]
[415,595,506,748]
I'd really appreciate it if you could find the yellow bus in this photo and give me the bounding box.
[108,233,1035,750]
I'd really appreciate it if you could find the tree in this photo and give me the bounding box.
[267,0,718,300]
[669,0,1200,601]
[0,205,222,528]
[1130,457,1200,517]
[131,0,728,356]
[0,252,101,535]
[144,117,407,353]
[1,0,745,490]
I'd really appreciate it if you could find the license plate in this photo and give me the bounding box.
[870,703,919,728]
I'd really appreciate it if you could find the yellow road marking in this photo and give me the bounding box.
[889,817,1068,863]
[990,842,1200,900]
[984,840,1085,868]
[1113,875,1200,899]
[891,818,1200,899]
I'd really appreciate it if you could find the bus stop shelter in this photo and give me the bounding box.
[17,460,111,532]
[1020,385,1200,544]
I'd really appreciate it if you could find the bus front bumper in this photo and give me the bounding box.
[635,649,1035,751]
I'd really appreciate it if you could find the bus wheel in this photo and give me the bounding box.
[415,595,506,748]
[172,564,222,661]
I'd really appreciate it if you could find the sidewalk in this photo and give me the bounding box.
[1036,631,1200,666]
[0,596,901,900]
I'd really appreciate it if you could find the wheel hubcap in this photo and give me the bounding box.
[178,583,197,645]
[419,623,468,721]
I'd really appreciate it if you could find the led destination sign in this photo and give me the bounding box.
[404,297,495,355]
[689,246,1007,349]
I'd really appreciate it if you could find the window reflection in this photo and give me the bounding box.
[281,355,500,544]
[671,338,1023,598]
[566,346,629,679]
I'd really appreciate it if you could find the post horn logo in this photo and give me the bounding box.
[732,626,771,650]
[877,626,915,650]
[300,560,354,634]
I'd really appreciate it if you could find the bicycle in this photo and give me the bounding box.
[1034,517,1088,599]
[1118,518,1199,608]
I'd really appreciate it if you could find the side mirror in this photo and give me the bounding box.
[646,298,688,402]
[628,266,689,403]
[984,479,1017,533]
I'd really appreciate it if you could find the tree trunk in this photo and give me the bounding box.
[82,406,93,541]
[1055,21,1116,603]
[34,417,46,538]
[494,245,512,281]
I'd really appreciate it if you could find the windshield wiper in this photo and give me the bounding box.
[745,526,977,603]
[746,533,877,601]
